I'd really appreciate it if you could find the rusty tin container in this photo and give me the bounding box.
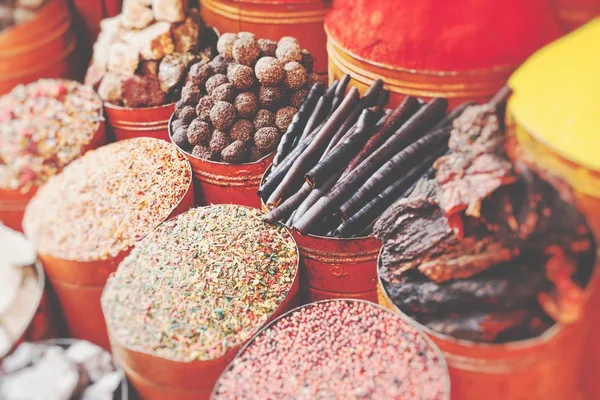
[0,0,76,94]
[200,0,329,78]
[108,229,301,400]
[104,102,175,142]
[211,299,451,400]
[326,29,515,110]
[0,121,107,233]
[36,165,195,351]
[551,1,600,32]
[169,115,273,208]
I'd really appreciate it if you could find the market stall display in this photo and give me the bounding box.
[23,138,194,349]
[102,205,299,399]
[213,300,449,400]
[0,79,105,231]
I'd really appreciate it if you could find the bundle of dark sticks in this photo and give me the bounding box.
[258,75,468,237]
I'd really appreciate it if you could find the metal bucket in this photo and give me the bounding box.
[169,114,274,208]
[551,0,600,32]
[200,0,329,79]
[326,28,515,109]
[104,103,175,142]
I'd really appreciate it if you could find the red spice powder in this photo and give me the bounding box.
[326,0,561,71]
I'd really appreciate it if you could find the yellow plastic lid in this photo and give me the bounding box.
[508,17,600,171]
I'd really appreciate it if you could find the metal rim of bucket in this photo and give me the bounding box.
[200,0,329,25]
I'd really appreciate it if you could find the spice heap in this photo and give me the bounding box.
[1,340,121,400]
[0,79,104,192]
[0,224,39,357]
[213,300,448,400]
[170,32,317,164]
[375,101,596,343]
[261,75,465,237]
[23,138,190,261]
[0,0,44,32]
[325,0,560,71]
[101,205,298,362]
[84,1,218,108]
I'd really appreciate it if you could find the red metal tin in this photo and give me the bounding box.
[37,166,195,350]
[551,0,600,32]
[304,286,377,304]
[104,102,175,142]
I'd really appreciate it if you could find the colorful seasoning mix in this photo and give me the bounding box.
[0,79,104,192]
[101,205,298,362]
[325,0,560,71]
[213,300,449,400]
[23,138,190,261]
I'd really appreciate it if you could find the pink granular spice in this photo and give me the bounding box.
[325,0,561,71]
[213,300,449,400]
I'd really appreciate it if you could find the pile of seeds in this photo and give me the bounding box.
[0,79,104,192]
[213,300,448,400]
[23,138,190,261]
[170,32,318,164]
[101,205,298,362]
[85,2,218,108]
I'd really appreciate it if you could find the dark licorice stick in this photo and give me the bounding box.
[264,183,312,223]
[335,74,351,98]
[299,82,338,142]
[293,98,448,234]
[489,85,513,110]
[306,107,380,188]
[292,168,345,225]
[273,83,324,166]
[266,88,361,205]
[338,126,451,219]
[286,209,297,226]
[342,96,422,177]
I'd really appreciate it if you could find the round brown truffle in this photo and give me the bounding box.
[179,105,197,124]
[209,130,232,153]
[253,109,275,130]
[247,144,264,162]
[172,126,191,150]
[188,62,213,87]
[290,88,309,108]
[211,83,235,103]
[187,119,212,146]
[275,106,298,133]
[221,140,247,164]
[278,36,299,46]
[275,40,302,63]
[205,74,229,96]
[232,36,261,66]
[234,92,259,119]
[258,86,286,111]
[171,118,183,132]
[227,64,255,90]
[208,55,229,75]
[307,73,321,86]
[283,62,307,89]
[191,145,215,160]
[254,57,284,87]
[181,82,201,105]
[229,119,254,142]
[217,33,237,60]
[237,31,255,40]
[300,49,314,73]
[196,96,215,122]
[254,127,279,153]
[257,38,277,57]
[210,101,237,130]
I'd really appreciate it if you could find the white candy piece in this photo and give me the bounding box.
[2,342,46,374]
[97,72,125,103]
[123,21,174,60]
[108,42,139,76]
[81,371,122,400]
[66,341,114,382]
[122,0,154,30]
[0,223,36,267]
[152,0,185,23]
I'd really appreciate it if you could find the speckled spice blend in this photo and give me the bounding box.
[101,205,298,362]
[214,300,449,400]
[0,79,104,192]
[23,138,190,261]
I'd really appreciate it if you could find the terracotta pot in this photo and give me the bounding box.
[551,0,600,32]
[38,170,195,350]
[109,232,301,400]
[0,121,107,233]
[104,102,175,142]
[200,0,329,78]
[169,114,273,208]
[326,28,516,109]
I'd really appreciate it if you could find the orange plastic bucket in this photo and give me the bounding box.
[326,29,515,109]
[200,0,329,78]
[105,103,175,142]
[38,175,195,350]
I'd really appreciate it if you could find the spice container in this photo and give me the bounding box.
[212,299,450,400]
[0,79,106,232]
[23,138,194,349]
[102,205,299,400]
[551,1,600,32]
[105,102,175,142]
[0,0,77,94]
[325,0,561,108]
[200,0,329,79]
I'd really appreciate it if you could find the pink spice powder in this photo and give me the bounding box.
[325,0,561,71]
